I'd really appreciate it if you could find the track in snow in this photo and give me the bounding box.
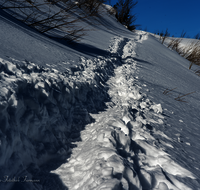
[52,33,197,190]
[0,32,198,190]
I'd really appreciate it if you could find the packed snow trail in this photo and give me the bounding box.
[52,33,198,190]
[0,32,199,190]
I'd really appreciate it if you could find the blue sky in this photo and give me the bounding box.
[110,0,200,38]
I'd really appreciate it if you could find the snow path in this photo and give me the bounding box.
[52,34,197,190]
[0,31,199,190]
[1,3,200,189]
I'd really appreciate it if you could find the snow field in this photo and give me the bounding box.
[1,1,200,189]
[0,22,199,189]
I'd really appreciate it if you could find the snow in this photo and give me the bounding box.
[0,2,200,190]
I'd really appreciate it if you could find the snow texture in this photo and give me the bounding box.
[0,3,200,190]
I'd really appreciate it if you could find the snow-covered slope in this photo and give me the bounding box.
[0,4,200,190]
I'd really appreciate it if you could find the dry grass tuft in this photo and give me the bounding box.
[156,29,200,70]
[163,87,195,103]
[174,91,196,102]
[163,87,177,96]
[167,38,182,53]
[180,41,200,69]
[195,69,200,76]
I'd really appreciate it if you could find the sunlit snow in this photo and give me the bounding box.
[0,3,200,190]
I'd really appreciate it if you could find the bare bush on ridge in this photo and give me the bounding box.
[161,28,170,44]
[168,39,200,70]
[194,32,200,40]
[167,38,182,53]
[78,0,107,16]
[181,41,200,69]
[155,29,200,71]
[113,0,138,31]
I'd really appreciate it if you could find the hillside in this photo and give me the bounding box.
[0,2,200,190]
